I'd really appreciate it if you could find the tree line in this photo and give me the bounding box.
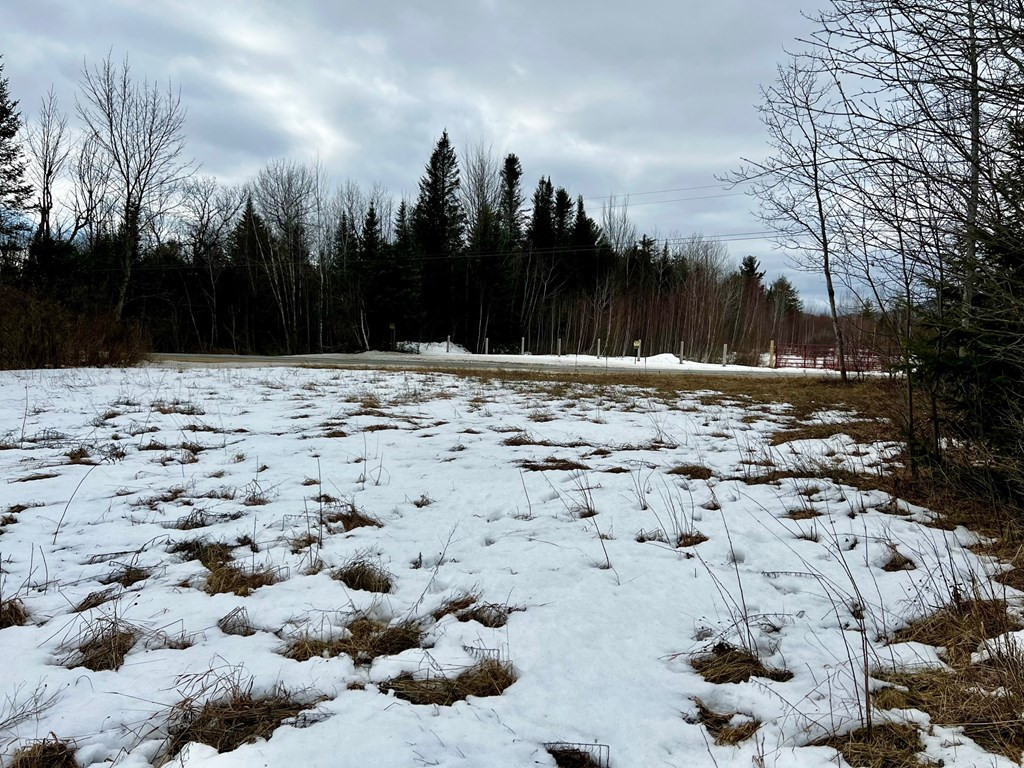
[0,54,835,365]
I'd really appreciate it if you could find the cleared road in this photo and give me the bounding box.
[148,351,832,378]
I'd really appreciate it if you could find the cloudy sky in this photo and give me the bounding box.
[3,0,832,301]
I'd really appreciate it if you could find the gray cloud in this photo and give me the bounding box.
[2,0,831,298]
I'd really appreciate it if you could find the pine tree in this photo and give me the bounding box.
[0,56,31,255]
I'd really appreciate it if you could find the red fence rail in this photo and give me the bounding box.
[775,344,888,372]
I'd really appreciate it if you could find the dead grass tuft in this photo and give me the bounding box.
[881,545,916,572]
[691,699,761,745]
[667,464,714,480]
[217,607,255,637]
[1,597,28,628]
[517,456,590,472]
[545,745,604,768]
[285,617,422,664]
[167,685,308,758]
[332,558,393,593]
[384,659,516,705]
[891,598,1022,665]
[676,531,709,548]
[456,603,514,628]
[691,642,793,684]
[9,737,77,768]
[66,616,139,671]
[815,722,937,768]
[169,538,234,569]
[432,593,478,620]
[64,446,94,465]
[73,586,120,613]
[152,399,204,416]
[101,563,151,588]
[786,507,820,520]
[324,501,382,531]
[205,562,279,596]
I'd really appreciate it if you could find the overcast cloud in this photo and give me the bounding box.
[2,1,833,302]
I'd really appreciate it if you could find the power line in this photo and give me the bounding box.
[582,182,749,200]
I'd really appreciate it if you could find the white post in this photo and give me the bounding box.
[557,337,562,357]
[484,337,489,355]
[679,340,684,364]
[596,338,601,359]
[521,336,525,355]
[722,343,728,366]
[768,339,775,368]
[446,335,451,354]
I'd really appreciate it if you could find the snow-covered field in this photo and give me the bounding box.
[0,366,1017,767]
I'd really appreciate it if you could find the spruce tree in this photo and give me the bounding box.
[413,131,465,338]
[0,57,31,254]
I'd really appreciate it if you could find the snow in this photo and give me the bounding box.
[387,341,842,375]
[0,366,1017,767]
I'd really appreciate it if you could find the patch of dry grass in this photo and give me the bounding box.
[690,699,761,745]
[166,684,309,758]
[815,722,938,768]
[874,648,1024,762]
[332,558,393,593]
[517,456,590,472]
[285,617,422,664]
[97,559,150,588]
[204,562,279,596]
[217,607,255,637]
[324,501,382,532]
[881,545,916,572]
[9,737,77,768]
[691,642,793,684]
[73,586,120,613]
[384,660,516,705]
[169,538,234,569]
[545,744,605,767]
[891,598,1021,666]
[676,531,709,548]
[1,597,28,628]
[65,616,139,672]
[769,419,889,446]
[666,464,714,480]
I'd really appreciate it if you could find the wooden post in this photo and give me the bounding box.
[557,337,562,357]
[768,339,776,368]
[596,338,601,359]
[484,337,489,355]
[722,343,728,366]
[446,335,451,354]
[521,336,525,355]
[678,341,684,364]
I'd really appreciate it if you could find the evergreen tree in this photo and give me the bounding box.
[569,196,601,292]
[413,131,465,338]
[497,154,525,252]
[0,57,31,257]
[739,255,766,284]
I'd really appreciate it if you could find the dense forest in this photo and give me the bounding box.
[0,55,837,365]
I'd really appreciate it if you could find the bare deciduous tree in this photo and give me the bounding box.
[727,60,850,380]
[76,53,192,320]
[25,88,70,242]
